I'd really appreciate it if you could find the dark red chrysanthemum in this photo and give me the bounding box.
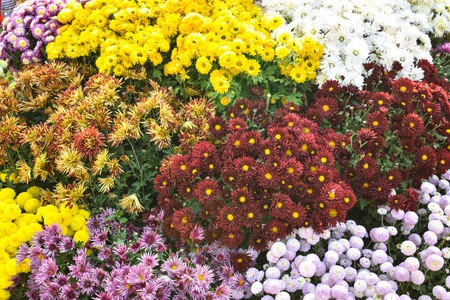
[170,154,192,180]
[153,174,174,196]
[228,118,248,132]
[172,208,196,232]
[208,117,228,139]
[249,228,269,252]
[264,218,288,242]
[392,78,416,96]
[387,194,407,211]
[229,251,253,273]
[216,206,242,233]
[413,147,437,167]
[193,179,222,208]
[400,113,425,134]
[436,149,450,175]
[73,127,106,160]
[366,112,389,135]
[314,97,339,119]
[219,230,245,248]
[355,155,379,179]
[269,193,294,220]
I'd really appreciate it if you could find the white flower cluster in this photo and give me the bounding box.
[259,0,433,89]
[409,0,450,37]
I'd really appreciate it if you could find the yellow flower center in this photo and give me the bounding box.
[235,140,241,147]
[182,217,188,223]
[319,175,325,182]
[292,212,299,218]
[302,144,308,152]
[248,212,254,218]
[422,155,427,161]
[206,189,212,196]
[323,105,330,112]
[400,86,407,92]
[265,149,271,155]
[239,196,246,203]
[265,173,272,180]
[410,123,414,128]
[286,149,292,156]
[162,181,167,186]
[288,167,294,174]
[204,153,209,157]
[215,125,221,131]
[181,164,187,170]
[373,121,379,126]
[321,157,327,163]
[303,128,310,134]
[363,163,369,169]
[288,122,294,127]
[243,165,249,171]
[277,202,282,208]
[209,164,214,169]
[249,138,255,144]
[229,176,234,181]
[227,214,234,221]
[329,192,335,199]
[272,227,278,233]
[275,134,281,140]
[171,265,177,270]
[329,209,337,217]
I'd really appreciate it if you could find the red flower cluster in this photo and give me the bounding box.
[155,98,357,250]
[305,60,450,209]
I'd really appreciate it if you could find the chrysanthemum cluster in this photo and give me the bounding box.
[0,0,72,70]
[0,186,88,299]
[259,0,433,88]
[155,98,357,250]
[408,0,450,38]
[301,60,450,207]
[246,171,450,299]
[0,61,219,209]
[16,208,250,300]
[46,0,322,93]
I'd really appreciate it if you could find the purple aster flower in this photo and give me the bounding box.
[329,265,346,282]
[138,252,159,269]
[59,236,75,252]
[60,284,79,300]
[215,282,232,300]
[346,248,361,261]
[428,220,444,234]
[26,289,39,300]
[79,273,97,296]
[194,265,214,289]
[40,282,60,299]
[15,243,29,264]
[69,249,93,279]
[98,247,111,261]
[276,258,290,272]
[128,264,150,285]
[302,282,316,294]
[31,23,45,39]
[35,258,58,284]
[139,228,163,250]
[93,292,114,300]
[14,25,25,36]
[245,268,259,283]
[55,273,70,287]
[91,230,108,248]
[161,255,185,277]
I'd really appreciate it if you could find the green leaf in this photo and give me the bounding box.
[105,214,116,222]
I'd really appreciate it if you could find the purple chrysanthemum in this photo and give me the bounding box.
[35,258,58,284]
[31,23,45,39]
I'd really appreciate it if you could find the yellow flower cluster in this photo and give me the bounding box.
[46,0,322,93]
[0,186,90,299]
